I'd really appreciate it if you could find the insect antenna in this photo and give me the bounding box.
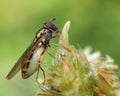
[49,18,56,22]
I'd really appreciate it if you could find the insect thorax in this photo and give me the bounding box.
[34,28,52,47]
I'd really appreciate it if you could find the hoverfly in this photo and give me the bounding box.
[6,18,60,80]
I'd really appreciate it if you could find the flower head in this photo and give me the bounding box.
[36,21,119,96]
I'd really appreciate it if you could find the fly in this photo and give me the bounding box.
[6,18,59,80]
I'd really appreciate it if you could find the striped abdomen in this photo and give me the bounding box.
[21,44,46,79]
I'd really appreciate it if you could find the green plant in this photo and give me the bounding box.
[36,21,119,96]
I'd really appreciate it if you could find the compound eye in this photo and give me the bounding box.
[44,22,57,31]
[43,18,57,32]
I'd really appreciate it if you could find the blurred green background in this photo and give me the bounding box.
[0,0,120,96]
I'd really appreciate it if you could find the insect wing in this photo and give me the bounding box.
[6,43,34,80]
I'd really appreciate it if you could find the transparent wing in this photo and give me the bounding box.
[6,58,21,80]
[6,42,34,80]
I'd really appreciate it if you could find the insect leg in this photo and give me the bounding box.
[36,64,46,83]
[52,30,61,38]
[50,43,59,47]
[36,64,40,81]
[48,45,62,56]
[46,51,55,58]
[40,67,46,83]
